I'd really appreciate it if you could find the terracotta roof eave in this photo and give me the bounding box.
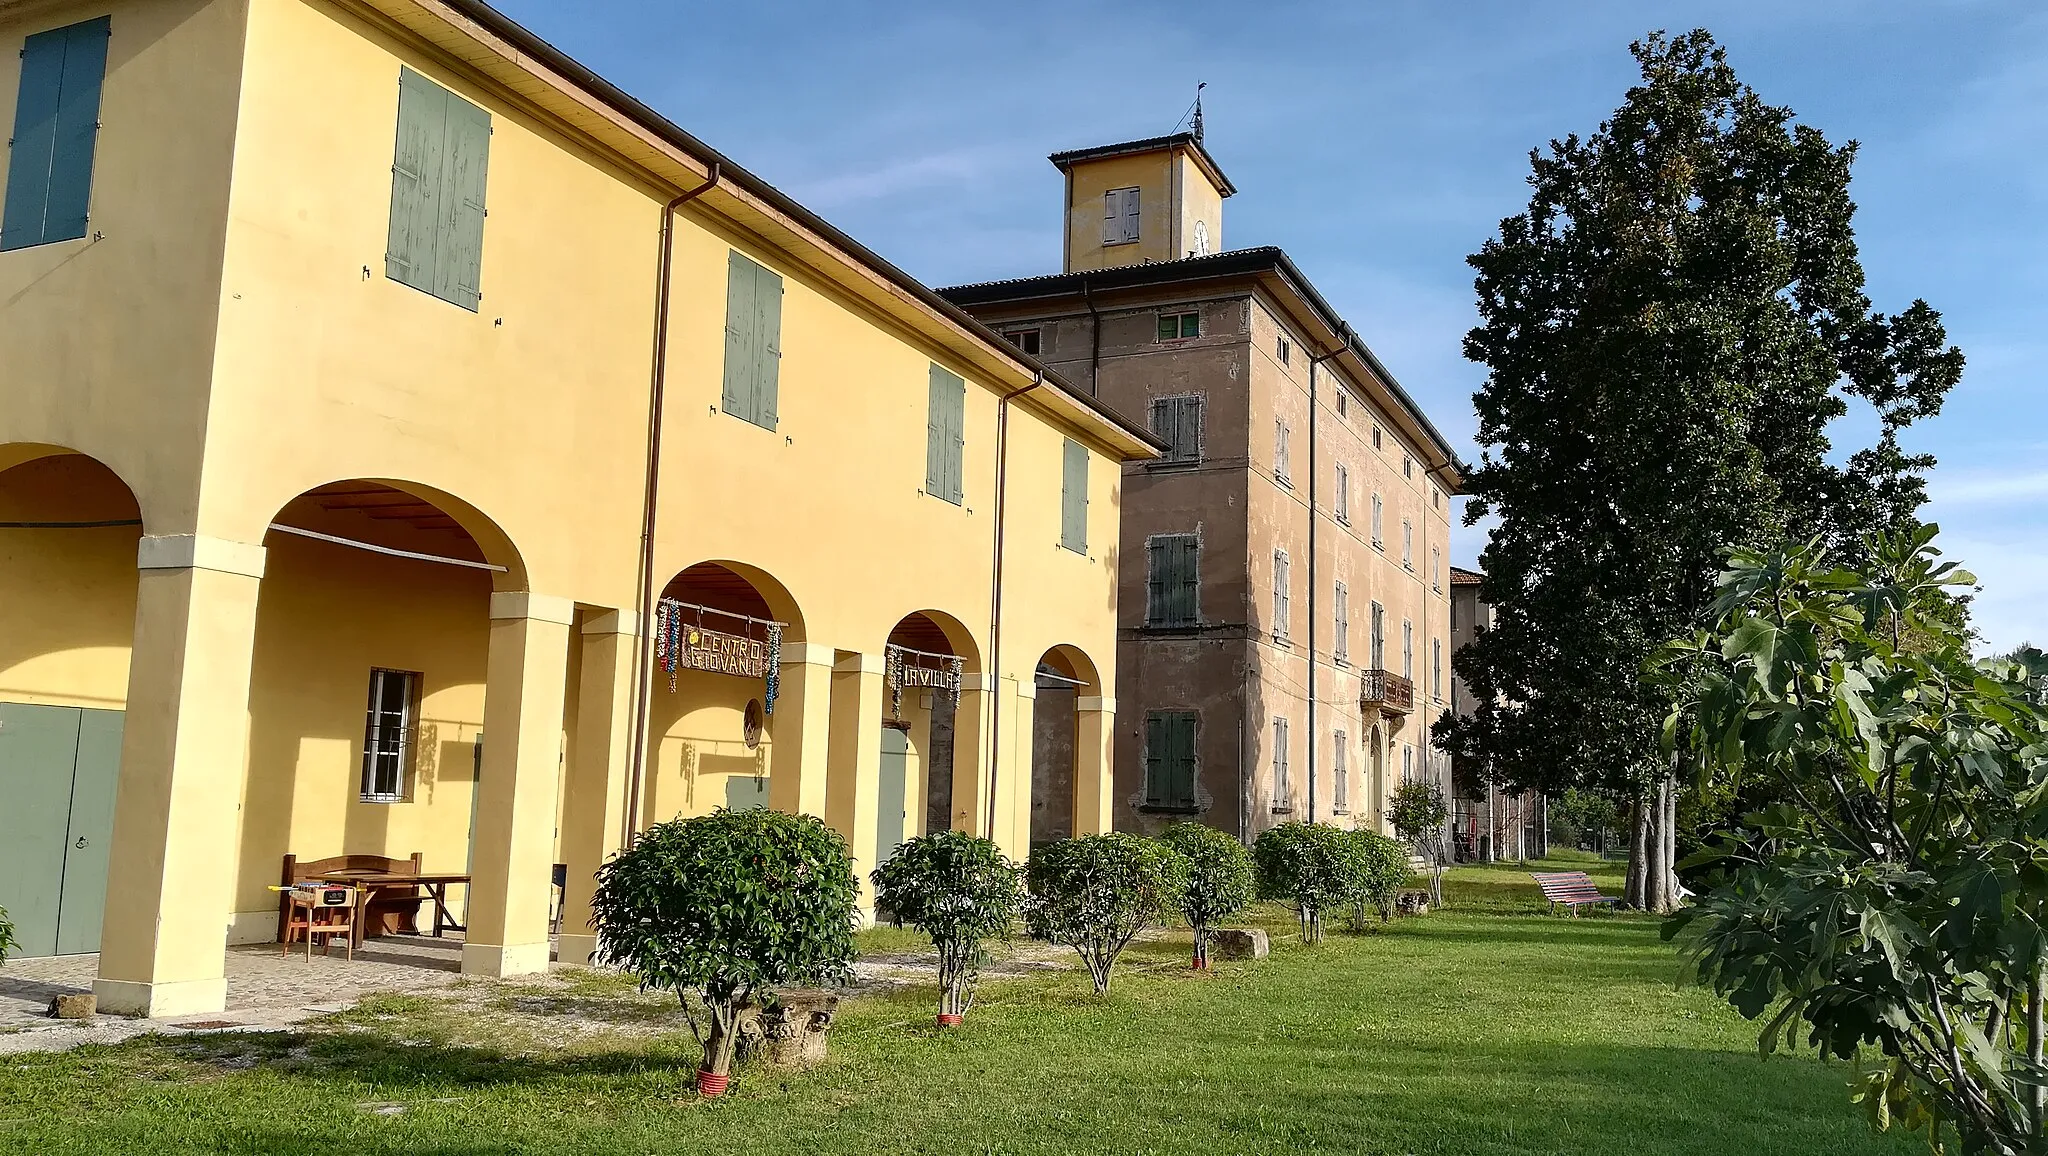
[939,248,1468,488]
[426,0,1164,459]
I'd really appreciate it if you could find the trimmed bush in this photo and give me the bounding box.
[1253,821,1357,944]
[1346,828,1412,929]
[1025,833,1187,995]
[1157,821,1256,969]
[1388,777,1451,907]
[590,809,858,1085]
[871,830,1023,1022]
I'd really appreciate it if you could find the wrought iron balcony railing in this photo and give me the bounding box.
[1360,668,1414,715]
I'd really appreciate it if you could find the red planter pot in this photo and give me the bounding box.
[936,1013,964,1028]
[696,1069,731,1097]
[1192,955,1209,971]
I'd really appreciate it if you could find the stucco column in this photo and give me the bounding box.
[93,535,265,1018]
[1074,696,1115,835]
[994,679,1035,859]
[556,610,637,967]
[463,592,573,978]
[950,675,992,837]
[824,652,884,911]
[768,644,834,819]
[907,693,935,841]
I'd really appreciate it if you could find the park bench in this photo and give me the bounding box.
[1531,870,1620,916]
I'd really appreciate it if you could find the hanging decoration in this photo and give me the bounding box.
[654,598,785,709]
[884,644,966,725]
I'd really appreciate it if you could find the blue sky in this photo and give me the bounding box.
[494,1,2046,652]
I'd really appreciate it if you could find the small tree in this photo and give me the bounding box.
[1253,822,1355,945]
[1024,834,1186,995]
[1158,822,1257,969]
[1388,778,1451,908]
[870,831,1023,1024]
[1346,828,1412,929]
[590,809,857,1090]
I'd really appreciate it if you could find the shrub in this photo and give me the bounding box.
[1158,822,1257,969]
[590,809,858,1084]
[871,830,1023,1022]
[1345,828,1412,929]
[1387,778,1450,907]
[0,904,14,966]
[1253,821,1357,944]
[1025,833,1186,995]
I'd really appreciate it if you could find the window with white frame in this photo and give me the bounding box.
[1370,601,1385,669]
[1337,390,1349,418]
[1275,420,1291,483]
[1272,717,1291,809]
[1403,520,1414,569]
[1276,335,1291,365]
[1272,550,1290,640]
[1157,310,1199,341]
[1335,463,1350,522]
[1371,493,1384,547]
[1403,455,1414,478]
[360,668,419,802]
[1403,619,1414,680]
[1333,731,1349,813]
[1372,424,1383,450]
[1333,581,1350,665]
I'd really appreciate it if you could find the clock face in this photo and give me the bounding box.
[1193,219,1211,256]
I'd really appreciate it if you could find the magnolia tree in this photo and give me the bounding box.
[1346,828,1412,929]
[1253,822,1355,945]
[1388,778,1451,908]
[871,831,1023,1025]
[1158,822,1257,969]
[1659,530,2048,1154]
[590,809,857,1092]
[1025,834,1186,995]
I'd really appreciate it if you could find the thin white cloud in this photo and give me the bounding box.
[787,146,1012,208]
[1928,469,2048,507]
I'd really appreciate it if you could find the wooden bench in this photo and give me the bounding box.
[1531,871,1620,916]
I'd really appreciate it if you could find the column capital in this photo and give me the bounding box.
[1015,681,1038,701]
[1077,696,1115,713]
[833,651,883,675]
[580,608,640,636]
[780,643,836,668]
[490,591,576,625]
[137,534,266,579]
[960,673,996,692]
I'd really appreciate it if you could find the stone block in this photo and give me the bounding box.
[740,988,839,1069]
[1211,928,1270,960]
[49,992,96,1020]
[1397,890,1431,916]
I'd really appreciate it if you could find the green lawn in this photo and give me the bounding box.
[0,852,1913,1155]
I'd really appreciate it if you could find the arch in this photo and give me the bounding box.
[660,559,806,643]
[1034,643,1103,697]
[266,478,528,592]
[882,608,981,672]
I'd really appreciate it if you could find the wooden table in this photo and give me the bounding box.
[309,871,471,946]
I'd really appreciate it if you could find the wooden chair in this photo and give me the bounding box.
[280,885,360,960]
[1531,870,1622,916]
[277,852,425,943]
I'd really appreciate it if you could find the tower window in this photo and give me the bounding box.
[1157,311,1200,341]
[1003,328,1041,355]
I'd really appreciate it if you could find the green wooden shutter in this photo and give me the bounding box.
[722,250,758,419]
[386,67,448,291]
[1143,714,1165,806]
[437,94,491,312]
[755,261,783,429]
[3,17,109,252]
[927,364,965,504]
[1146,538,1167,623]
[1060,438,1088,553]
[1175,536,1198,624]
[1177,396,1201,463]
[1174,715,1196,808]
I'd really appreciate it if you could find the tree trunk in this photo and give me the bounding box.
[1625,794,1649,908]
[1192,925,1211,970]
[702,999,741,1076]
[1663,774,1680,907]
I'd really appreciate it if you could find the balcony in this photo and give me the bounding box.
[1360,669,1414,715]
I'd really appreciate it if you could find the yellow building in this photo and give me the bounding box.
[0,0,1155,1017]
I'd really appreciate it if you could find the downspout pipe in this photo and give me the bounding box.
[1305,342,1343,826]
[986,370,1045,841]
[1082,276,1101,397]
[624,163,721,846]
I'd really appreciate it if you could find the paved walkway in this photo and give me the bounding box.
[0,934,515,1054]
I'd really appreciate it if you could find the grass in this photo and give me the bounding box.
[0,851,1914,1155]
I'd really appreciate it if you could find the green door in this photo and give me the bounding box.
[724,773,768,812]
[0,703,122,958]
[877,728,909,866]
[0,703,121,957]
[55,709,122,956]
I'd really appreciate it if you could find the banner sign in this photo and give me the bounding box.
[655,599,785,713]
[886,645,964,720]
